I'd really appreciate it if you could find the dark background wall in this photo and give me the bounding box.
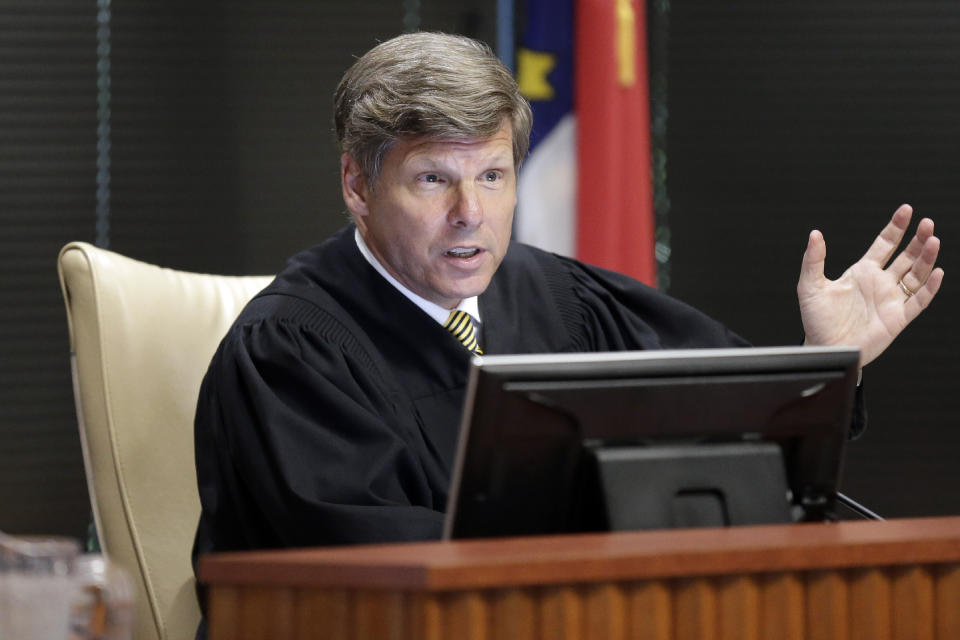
[667,2,959,518]
[1,1,956,539]
[1,2,98,539]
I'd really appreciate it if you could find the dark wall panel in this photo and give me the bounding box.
[107,1,401,275]
[667,1,960,518]
[0,1,97,537]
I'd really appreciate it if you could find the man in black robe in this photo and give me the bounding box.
[193,32,943,569]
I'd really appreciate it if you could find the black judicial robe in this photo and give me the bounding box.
[193,225,807,559]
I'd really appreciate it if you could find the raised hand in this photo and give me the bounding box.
[797,204,944,367]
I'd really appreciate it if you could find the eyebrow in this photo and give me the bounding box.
[404,151,515,172]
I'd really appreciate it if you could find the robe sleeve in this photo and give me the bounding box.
[540,252,751,351]
[533,250,866,439]
[193,311,444,558]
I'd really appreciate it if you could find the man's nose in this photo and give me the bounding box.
[449,182,483,228]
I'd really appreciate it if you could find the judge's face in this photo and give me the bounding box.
[342,122,516,309]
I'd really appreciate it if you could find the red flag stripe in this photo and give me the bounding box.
[575,0,657,286]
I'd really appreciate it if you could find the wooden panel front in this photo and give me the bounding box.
[207,563,960,640]
[758,573,804,640]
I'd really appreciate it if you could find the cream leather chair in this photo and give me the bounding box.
[58,242,272,640]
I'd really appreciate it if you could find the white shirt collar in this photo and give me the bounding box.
[354,227,482,325]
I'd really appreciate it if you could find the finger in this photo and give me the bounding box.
[899,235,941,294]
[862,204,913,266]
[798,229,827,295]
[904,266,944,323]
[888,217,935,276]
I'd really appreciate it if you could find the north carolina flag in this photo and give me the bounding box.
[516,0,656,286]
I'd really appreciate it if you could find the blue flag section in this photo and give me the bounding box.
[517,0,574,152]
[515,0,578,256]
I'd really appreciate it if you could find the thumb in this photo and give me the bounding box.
[798,230,827,295]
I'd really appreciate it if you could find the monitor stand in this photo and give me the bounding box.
[589,441,795,531]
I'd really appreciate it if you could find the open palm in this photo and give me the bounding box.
[798,204,944,367]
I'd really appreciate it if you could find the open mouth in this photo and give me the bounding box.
[446,247,481,258]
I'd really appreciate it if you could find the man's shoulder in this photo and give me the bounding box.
[498,241,576,282]
[501,239,558,264]
[226,225,378,348]
[501,241,642,282]
[497,241,653,297]
[270,224,358,290]
[219,278,390,385]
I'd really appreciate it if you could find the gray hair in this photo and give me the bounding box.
[334,32,533,184]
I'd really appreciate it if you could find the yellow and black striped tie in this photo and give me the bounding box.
[444,310,483,355]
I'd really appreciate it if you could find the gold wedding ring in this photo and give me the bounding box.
[897,277,916,298]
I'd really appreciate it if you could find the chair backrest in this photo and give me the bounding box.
[57,242,272,640]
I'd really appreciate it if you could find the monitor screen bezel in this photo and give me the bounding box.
[442,345,860,540]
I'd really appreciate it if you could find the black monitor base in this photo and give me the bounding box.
[590,441,796,531]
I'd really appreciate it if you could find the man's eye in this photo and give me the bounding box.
[422,174,441,183]
[484,171,501,182]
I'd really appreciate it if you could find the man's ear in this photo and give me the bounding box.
[341,153,369,219]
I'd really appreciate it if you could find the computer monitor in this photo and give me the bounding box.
[442,346,860,540]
